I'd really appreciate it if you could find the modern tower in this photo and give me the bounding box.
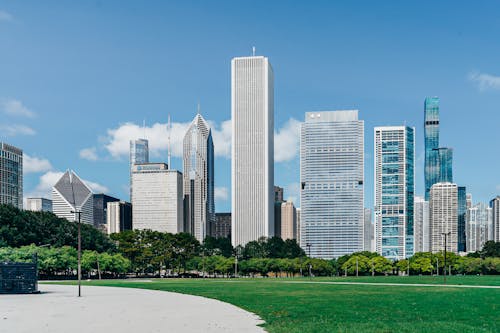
[374,126,415,260]
[107,201,132,235]
[364,208,374,252]
[466,202,493,253]
[300,110,364,259]
[457,186,467,252]
[429,182,458,254]
[231,54,274,246]
[183,113,215,242]
[129,138,149,201]
[490,196,500,242]
[93,193,120,232]
[424,97,439,201]
[0,142,23,209]
[414,196,430,253]
[52,170,94,224]
[281,201,297,240]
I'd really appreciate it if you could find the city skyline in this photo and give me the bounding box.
[1,2,500,214]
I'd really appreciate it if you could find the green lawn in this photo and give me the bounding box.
[49,276,500,332]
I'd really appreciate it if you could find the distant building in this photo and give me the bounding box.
[52,170,93,224]
[414,196,430,253]
[457,186,467,252]
[274,186,284,203]
[132,163,183,233]
[466,193,473,209]
[364,208,374,252]
[300,110,364,259]
[26,198,52,212]
[213,213,231,239]
[296,208,301,244]
[93,193,119,232]
[490,196,500,242]
[107,201,132,235]
[429,182,458,254]
[281,201,297,240]
[0,142,23,209]
[274,186,285,239]
[129,138,149,201]
[466,203,493,253]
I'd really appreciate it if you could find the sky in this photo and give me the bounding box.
[1,1,499,213]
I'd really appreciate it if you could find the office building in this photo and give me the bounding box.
[93,193,119,232]
[213,213,231,239]
[183,113,215,242]
[466,202,494,252]
[132,163,183,233]
[0,142,23,209]
[300,110,364,259]
[231,54,274,246]
[52,170,94,224]
[429,182,458,254]
[457,186,467,252]
[490,196,500,242]
[296,208,301,244]
[414,196,430,253]
[26,198,52,212]
[281,201,297,240]
[274,186,284,202]
[466,193,473,209]
[364,208,374,252]
[129,138,149,201]
[374,126,415,260]
[107,201,132,235]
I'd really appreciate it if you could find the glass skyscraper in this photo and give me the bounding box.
[457,186,467,252]
[300,110,364,259]
[0,142,23,209]
[129,138,149,201]
[374,126,415,260]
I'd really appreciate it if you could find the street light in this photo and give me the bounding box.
[70,210,82,297]
[306,243,312,279]
[441,231,451,284]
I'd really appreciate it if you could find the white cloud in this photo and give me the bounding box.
[0,124,36,136]
[215,186,229,201]
[2,99,35,118]
[23,154,52,174]
[79,147,98,161]
[0,10,12,22]
[209,119,232,158]
[284,182,301,207]
[274,118,301,163]
[469,71,500,91]
[85,180,109,193]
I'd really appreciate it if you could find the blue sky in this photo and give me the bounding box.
[1,1,499,212]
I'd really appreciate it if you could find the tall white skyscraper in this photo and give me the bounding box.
[364,208,374,252]
[300,110,364,259]
[231,55,274,246]
[132,163,183,233]
[374,126,415,260]
[466,202,493,252]
[52,170,94,225]
[429,182,458,254]
[490,196,500,242]
[129,138,149,201]
[183,113,215,242]
[414,196,430,253]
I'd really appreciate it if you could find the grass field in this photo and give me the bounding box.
[50,276,500,332]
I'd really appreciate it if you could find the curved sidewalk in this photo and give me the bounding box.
[0,284,265,333]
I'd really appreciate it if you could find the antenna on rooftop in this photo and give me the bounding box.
[252,46,256,56]
[167,114,171,169]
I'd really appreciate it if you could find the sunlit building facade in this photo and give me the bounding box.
[0,142,23,209]
[429,182,458,254]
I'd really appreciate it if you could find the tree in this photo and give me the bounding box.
[371,256,393,275]
[341,255,370,275]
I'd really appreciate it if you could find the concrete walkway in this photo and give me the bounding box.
[0,284,265,333]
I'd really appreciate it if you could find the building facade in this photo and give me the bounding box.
[429,182,458,254]
[0,142,23,209]
[414,196,430,253]
[424,97,439,201]
[457,186,467,252]
[26,198,52,212]
[274,186,284,202]
[52,170,94,224]
[490,196,500,242]
[231,55,274,246]
[213,213,231,239]
[296,208,301,244]
[300,110,364,259]
[466,202,493,253]
[93,193,120,232]
[374,126,415,260]
[281,201,297,240]
[364,208,374,252]
[183,113,215,242]
[129,138,149,201]
[106,201,132,235]
[132,163,183,233]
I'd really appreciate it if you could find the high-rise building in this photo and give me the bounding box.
[296,208,301,244]
[274,186,285,238]
[274,186,284,202]
[374,126,415,260]
[490,196,500,242]
[281,201,297,240]
[429,182,458,254]
[466,202,493,253]
[129,138,149,201]
[457,186,467,252]
[52,170,94,224]
[183,113,215,242]
[364,208,374,252]
[231,55,274,246]
[424,97,439,201]
[0,142,23,209]
[414,196,430,253]
[93,193,119,232]
[132,163,183,233]
[300,110,364,259]
[466,193,473,209]
[213,213,231,239]
[107,201,132,235]
[26,198,52,212]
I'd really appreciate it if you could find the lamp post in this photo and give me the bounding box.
[71,210,82,297]
[306,243,312,279]
[441,232,451,284]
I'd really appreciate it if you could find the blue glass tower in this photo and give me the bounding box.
[457,186,467,252]
[424,97,439,201]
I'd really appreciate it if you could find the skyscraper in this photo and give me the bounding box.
[107,201,132,235]
[300,110,364,259]
[429,182,458,254]
[231,54,274,246]
[490,196,500,242]
[424,97,439,201]
[466,202,493,252]
[26,198,52,212]
[132,163,183,233]
[183,113,215,242]
[364,208,374,252]
[457,186,467,252]
[93,193,119,232]
[374,126,415,260]
[129,138,149,201]
[0,142,23,209]
[414,196,430,253]
[213,213,231,239]
[52,170,94,224]
[281,201,297,240]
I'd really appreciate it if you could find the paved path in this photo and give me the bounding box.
[282,280,500,289]
[0,284,265,333]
